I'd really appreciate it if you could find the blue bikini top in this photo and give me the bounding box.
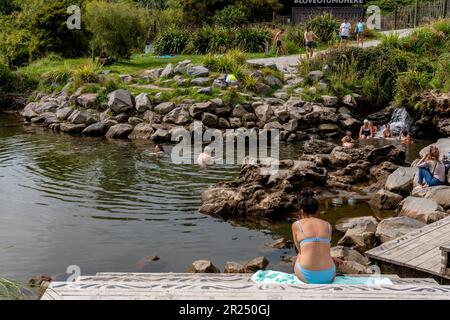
[297,220,332,246]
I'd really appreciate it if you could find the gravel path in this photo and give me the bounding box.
[247,29,414,73]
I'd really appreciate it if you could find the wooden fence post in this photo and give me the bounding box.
[414,0,419,27]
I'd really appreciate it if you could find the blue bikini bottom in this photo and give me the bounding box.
[296,263,336,284]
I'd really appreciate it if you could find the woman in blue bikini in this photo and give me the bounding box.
[292,191,337,284]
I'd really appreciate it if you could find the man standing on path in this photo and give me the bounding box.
[274,29,285,56]
[339,17,351,48]
[355,16,365,47]
[304,25,319,59]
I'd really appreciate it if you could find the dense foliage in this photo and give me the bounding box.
[155,26,271,55]
[84,1,151,60]
[298,19,450,112]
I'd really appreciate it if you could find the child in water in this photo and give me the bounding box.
[341,131,355,148]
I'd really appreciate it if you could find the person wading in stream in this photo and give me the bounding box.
[292,191,341,284]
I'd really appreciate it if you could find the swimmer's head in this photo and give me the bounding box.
[364,119,369,125]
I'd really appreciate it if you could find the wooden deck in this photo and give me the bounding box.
[366,216,450,280]
[41,273,450,300]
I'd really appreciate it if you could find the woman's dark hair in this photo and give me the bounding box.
[157,144,165,152]
[298,190,319,215]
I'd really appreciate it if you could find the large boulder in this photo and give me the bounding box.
[331,246,369,266]
[368,189,404,210]
[336,216,378,252]
[163,107,191,125]
[244,257,269,273]
[337,228,375,252]
[154,102,176,115]
[367,145,405,165]
[329,147,365,167]
[399,196,448,224]
[187,66,209,77]
[200,160,327,218]
[385,167,417,196]
[186,260,220,273]
[22,102,40,119]
[151,128,171,142]
[375,216,426,243]
[224,261,246,273]
[265,75,282,88]
[307,70,323,82]
[201,112,218,127]
[254,104,274,125]
[82,122,108,137]
[76,93,98,109]
[60,123,86,134]
[105,124,134,139]
[128,123,154,140]
[160,63,174,78]
[135,93,152,113]
[108,89,134,114]
[321,95,338,107]
[190,102,213,119]
[56,107,73,121]
[419,138,450,159]
[411,186,450,210]
[302,140,337,155]
[190,77,210,86]
[335,216,378,234]
[67,110,96,125]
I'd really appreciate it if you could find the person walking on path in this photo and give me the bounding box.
[355,17,365,47]
[274,29,285,56]
[339,17,352,48]
[304,25,319,59]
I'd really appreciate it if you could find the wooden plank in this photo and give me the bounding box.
[366,217,450,259]
[387,231,450,265]
[41,282,450,300]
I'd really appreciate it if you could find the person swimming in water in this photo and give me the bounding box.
[197,146,214,168]
[369,121,378,137]
[359,120,373,140]
[155,144,165,156]
[292,191,339,284]
[399,130,413,144]
[341,131,355,148]
[381,124,393,139]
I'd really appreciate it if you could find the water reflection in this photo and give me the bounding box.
[0,113,429,280]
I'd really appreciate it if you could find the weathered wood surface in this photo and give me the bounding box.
[366,216,450,279]
[41,273,449,300]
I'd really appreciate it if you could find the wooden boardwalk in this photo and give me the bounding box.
[366,216,450,280]
[41,273,450,300]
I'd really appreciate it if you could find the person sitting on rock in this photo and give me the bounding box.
[416,146,446,188]
[341,131,355,148]
[292,191,337,284]
[381,124,393,139]
[399,129,413,144]
[98,51,113,67]
[359,120,373,140]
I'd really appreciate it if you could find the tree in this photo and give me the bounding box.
[85,0,150,60]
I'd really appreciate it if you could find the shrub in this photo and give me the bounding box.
[394,70,431,110]
[235,27,271,53]
[242,74,259,91]
[154,28,190,55]
[213,5,248,28]
[72,62,99,86]
[0,62,14,87]
[309,12,339,43]
[85,0,149,60]
[202,50,247,74]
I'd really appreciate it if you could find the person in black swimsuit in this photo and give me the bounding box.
[359,119,373,140]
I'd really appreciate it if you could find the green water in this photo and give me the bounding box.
[0,113,429,280]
